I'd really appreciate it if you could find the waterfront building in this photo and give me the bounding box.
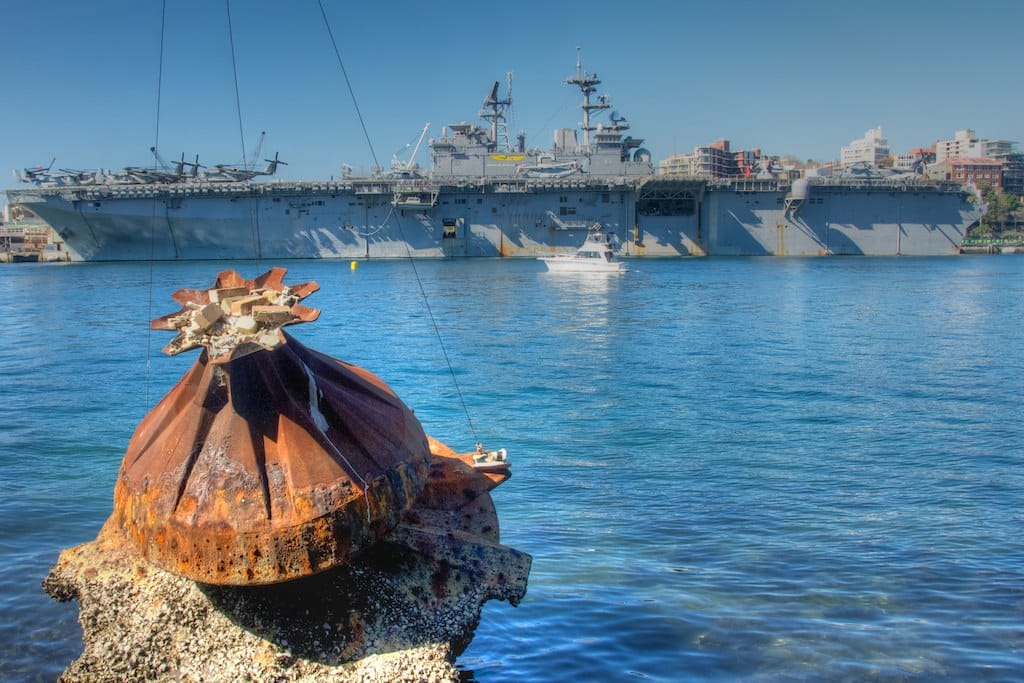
[936,130,981,161]
[928,157,1003,191]
[658,139,764,178]
[935,130,1015,162]
[934,130,1020,195]
[658,154,697,176]
[996,152,1023,196]
[981,139,1016,158]
[840,127,889,167]
[0,204,68,262]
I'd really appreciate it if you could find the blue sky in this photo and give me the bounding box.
[1,0,1021,185]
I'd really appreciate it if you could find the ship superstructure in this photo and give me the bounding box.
[5,52,979,261]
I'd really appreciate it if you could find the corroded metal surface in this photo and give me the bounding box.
[114,268,431,585]
[151,266,320,364]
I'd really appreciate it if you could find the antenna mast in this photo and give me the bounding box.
[566,46,609,150]
[479,74,513,152]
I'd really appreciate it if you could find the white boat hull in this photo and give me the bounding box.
[538,257,626,273]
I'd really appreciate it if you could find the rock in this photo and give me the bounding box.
[43,436,529,681]
[44,496,529,681]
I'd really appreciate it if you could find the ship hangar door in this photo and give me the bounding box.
[441,217,465,257]
[636,179,703,255]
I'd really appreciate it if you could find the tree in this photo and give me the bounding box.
[980,185,1023,234]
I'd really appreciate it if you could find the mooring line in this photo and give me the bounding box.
[145,0,169,411]
[317,1,479,445]
[224,0,262,268]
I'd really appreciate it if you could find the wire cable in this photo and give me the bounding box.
[316,0,479,445]
[146,0,168,411]
[317,0,379,170]
[225,0,262,265]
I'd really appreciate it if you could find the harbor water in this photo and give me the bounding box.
[1,256,1022,681]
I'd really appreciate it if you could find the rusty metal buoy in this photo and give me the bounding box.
[114,268,431,585]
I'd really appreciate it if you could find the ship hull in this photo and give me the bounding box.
[696,185,971,256]
[6,178,977,261]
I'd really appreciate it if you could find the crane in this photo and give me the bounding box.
[391,122,430,174]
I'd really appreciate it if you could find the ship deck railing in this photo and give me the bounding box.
[9,171,968,201]
[12,174,639,198]
[702,175,967,194]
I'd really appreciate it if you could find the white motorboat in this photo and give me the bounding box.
[538,224,627,273]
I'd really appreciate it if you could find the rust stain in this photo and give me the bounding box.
[114,267,516,587]
[115,268,431,585]
[151,266,320,364]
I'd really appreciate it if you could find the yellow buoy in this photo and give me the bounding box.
[350,260,358,271]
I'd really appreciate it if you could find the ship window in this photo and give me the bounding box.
[477,198,483,204]
[560,196,568,203]
[602,193,610,203]
[272,197,281,203]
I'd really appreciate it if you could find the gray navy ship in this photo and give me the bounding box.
[6,52,980,261]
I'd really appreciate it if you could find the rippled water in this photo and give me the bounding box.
[1,256,1021,681]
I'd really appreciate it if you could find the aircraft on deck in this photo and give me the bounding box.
[201,152,286,182]
[14,138,285,187]
[13,159,57,184]
[14,160,108,186]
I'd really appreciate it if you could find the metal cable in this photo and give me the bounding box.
[316,0,379,169]
[316,0,479,445]
[146,0,168,410]
[225,0,261,265]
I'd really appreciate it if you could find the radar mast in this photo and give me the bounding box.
[566,47,609,150]
[479,73,513,152]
